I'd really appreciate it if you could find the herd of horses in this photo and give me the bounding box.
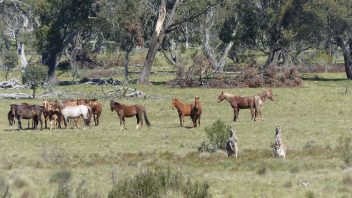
[7,90,274,131]
[7,89,286,158]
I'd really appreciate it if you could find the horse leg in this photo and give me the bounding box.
[136,114,140,129]
[178,114,182,127]
[18,117,22,130]
[119,115,124,130]
[93,113,97,126]
[250,107,255,121]
[123,117,127,130]
[96,112,101,126]
[198,115,201,126]
[233,108,237,122]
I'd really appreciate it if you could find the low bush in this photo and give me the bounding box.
[108,168,211,198]
[338,136,352,166]
[204,119,228,151]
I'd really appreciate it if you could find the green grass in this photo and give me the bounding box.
[0,73,352,197]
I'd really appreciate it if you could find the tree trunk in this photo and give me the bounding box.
[124,51,130,83]
[42,52,58,82]
[336,37,352,79]
[138,0,167,84]
[265,47,276,67]
[185,24,189,49]
[203,7,235,73]
[19,43,27,68]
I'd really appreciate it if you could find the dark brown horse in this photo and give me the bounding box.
[191,97,202,128]
[172,98,193,127]
[10,104,43,130]
[254,89,274,120]
[88,99,103,126]
[110,100,151,130]
[217,91,256,122]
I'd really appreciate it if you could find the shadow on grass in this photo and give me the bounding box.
[302,76,348,81]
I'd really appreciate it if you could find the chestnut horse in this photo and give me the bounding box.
[254,90,274,120]
[191,97,202,128]
[88,99,103,126]
[217,91,257,122]
[110,100,151,130]
[172,97,202,128]
[172,98,192,127]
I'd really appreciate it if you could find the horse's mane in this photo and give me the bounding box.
[222,92,234,97]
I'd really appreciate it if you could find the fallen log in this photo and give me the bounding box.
[0,93,32,99]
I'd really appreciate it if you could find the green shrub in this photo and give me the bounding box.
[22,64,48,98]
[108,168,211,198]
[50,169,73,198]
[3,49,18,80]
[205,119,228,151]
[338,136,352,166]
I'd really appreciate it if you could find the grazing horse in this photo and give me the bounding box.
[88,99,103,126]
[191,97,202,128]
[53,101,92,129]
[110,100,151,130]
[254,90,274,120]
[217,91,256,122]
[8,110,15,126]
[10,104,43,130]
[172,98,193,127]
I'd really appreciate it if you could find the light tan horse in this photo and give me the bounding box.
[254,90,274,120]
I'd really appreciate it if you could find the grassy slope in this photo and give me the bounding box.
[0,73,352,197]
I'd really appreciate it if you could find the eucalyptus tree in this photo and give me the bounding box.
[99,0,147,82]
[0,0,34,68]
[304,0,352,79]
[232,0,307,68]
[203,1,239,73]
[138,0,222,84]
[34,0,95,82]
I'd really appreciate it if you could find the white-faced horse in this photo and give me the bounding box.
[53,101,92,129]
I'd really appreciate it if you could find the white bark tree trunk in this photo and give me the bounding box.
[203,7,236,73]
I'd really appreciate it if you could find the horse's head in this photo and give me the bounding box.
[10,104,17,116]
[267,90,274,101]
[171,98,178,110]
[217,91,225,103]
[43,99,50,110]
[194,97,200,107]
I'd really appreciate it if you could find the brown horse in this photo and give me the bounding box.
[110,100,151,130]
[10,104,44,130]
[254,90,274,120]
[191,97,202,128]
[217,91,256,122]
[172,98,193,127]
[88,99,102,126]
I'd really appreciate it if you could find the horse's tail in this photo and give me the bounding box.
[143,108,151,127]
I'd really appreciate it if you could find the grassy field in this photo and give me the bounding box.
[0,72,352,197]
